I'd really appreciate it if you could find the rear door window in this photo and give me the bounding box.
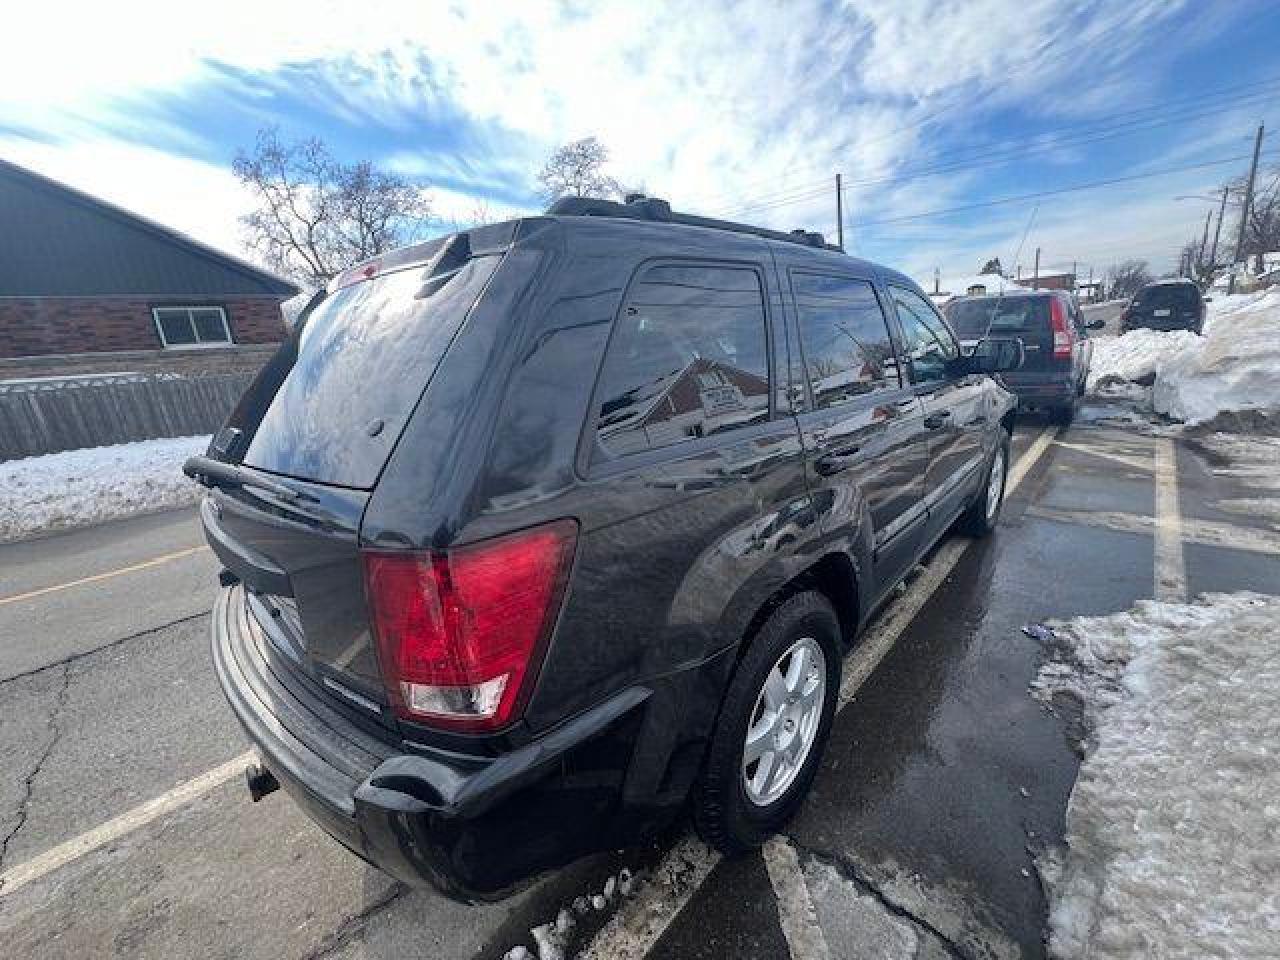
[792,273,901,409]
[945,296,1049,338]
[593,263,770,458]
[1140,284,1199,308]
[242,254,501,489]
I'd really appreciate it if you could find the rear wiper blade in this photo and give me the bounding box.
[183,456,317,503]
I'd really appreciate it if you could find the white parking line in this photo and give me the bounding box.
[0,429,1060,920]
[1154,438,1188,602]
[1026,504,1280,556]
[763,838,831,960]
[0,751,253,896]
[584,425,1057,959]
[578,836,719,960]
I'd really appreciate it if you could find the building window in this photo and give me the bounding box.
[152,306,233,348]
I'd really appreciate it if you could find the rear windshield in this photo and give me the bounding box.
[944,296,1049,338]
[1134,284,1199,308]
[242,254,500,489]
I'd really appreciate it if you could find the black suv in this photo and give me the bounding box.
[187,197,1020,900]
[945,290,1101,424]
[1121,279,1206,334]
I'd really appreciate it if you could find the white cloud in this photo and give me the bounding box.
[0,0,1251,273]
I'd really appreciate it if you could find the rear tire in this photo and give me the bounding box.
[956,429,1010,537]
[1052,397,1077,425]
[693,592,841,854]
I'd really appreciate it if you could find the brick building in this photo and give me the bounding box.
[0,158,297,379]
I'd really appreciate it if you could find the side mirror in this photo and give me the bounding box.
[966,337,1024,374]
[1087,317,1106,330]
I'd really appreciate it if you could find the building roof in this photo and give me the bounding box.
[0,157,298,298]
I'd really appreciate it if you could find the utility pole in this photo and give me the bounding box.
[835,173,844,250]
[1230,124,1264,293]
[1033,247,1041,285]
[933,267,940,294]
[1197,208,1213,269]
[1087,266,1094,302]
[1209,185,1229,267]
[1071,259,1077,291]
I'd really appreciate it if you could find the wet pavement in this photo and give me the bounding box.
[2,406,1278,959]
[646,411,1280,960]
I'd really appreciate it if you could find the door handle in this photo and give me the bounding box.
[923,410,952,429]
[814,444,862,476]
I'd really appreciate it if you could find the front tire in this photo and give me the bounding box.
[693,592,841,853]
[956,428,1010,537]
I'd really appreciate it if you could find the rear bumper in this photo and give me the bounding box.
[1121,316,1201,333]
[210,586,654,900]
[999,374,1076,407]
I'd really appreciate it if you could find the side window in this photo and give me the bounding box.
[890,285,958,385]
[594,263,770,458]
[792,273,901,409]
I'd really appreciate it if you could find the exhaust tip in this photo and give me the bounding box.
[245,763,279,802]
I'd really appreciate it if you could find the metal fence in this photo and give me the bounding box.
[0,372,253,461]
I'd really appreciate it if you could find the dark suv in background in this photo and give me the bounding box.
[187,196,1020,900]
[945,290,1101,424]
[1121,279,1206,334]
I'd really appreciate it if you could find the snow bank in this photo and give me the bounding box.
[1086,329,1200,390]
[0,435,209,542]
[1032,594,1280,959]
[1153,290,1280,423]
[925,273,1030,303]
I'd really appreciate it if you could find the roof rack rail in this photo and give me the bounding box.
[545,195,842,252]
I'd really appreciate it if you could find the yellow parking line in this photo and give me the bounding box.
[0,546,210,607]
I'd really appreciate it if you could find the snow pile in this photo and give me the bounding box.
[1086,329,1200,390]
[0,435,209,542]
[1032,594,1280,959]
[926,273,1030,303]
[1154,290,1280,423]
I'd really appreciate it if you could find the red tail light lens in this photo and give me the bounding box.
[1049,297,1073,358]
[362,520,578,732]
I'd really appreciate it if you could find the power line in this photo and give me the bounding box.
[851,151,1279,228]
[699,72,1280,216]
[714,87,1280,221]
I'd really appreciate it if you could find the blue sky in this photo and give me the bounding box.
[3,0,1278,286]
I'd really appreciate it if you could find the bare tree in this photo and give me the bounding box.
[978,257,1004,276]
[449,199,502,233]
[537,137,622,204]
[234,128,433,286]
[1104,259,1153,299]
[1243,167,1280,272]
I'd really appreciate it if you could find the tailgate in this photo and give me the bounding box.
[195,234,509,725]
[200,477,389,721]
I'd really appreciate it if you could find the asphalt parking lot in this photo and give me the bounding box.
[3,401,1278,959]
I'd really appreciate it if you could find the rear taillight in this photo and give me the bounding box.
[362,520,578,732]
[1050,298,1073,358]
